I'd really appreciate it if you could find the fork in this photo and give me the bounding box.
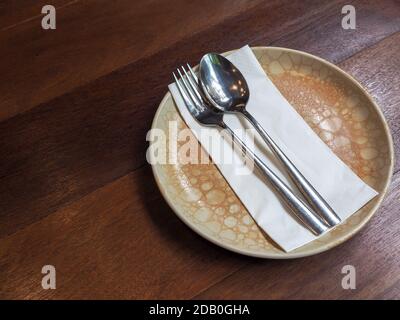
[173,65,329,236]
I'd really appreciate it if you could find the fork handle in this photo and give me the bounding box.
[221,122,328,236]
[241,110,341,227]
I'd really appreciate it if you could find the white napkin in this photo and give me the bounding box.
[169,45,378,252]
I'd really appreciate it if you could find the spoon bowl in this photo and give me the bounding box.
[198,52,341,227]
[199,53,249,112]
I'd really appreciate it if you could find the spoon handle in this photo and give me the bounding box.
[221,122,328,236]
[241,110,341,227]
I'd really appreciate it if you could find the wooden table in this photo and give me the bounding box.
[0,0,399,300]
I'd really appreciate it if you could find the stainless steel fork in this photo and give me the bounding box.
[173,65,329,236]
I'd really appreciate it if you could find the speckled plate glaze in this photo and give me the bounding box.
[150,47,394,258]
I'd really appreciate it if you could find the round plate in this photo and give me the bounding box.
[149,47,394,258]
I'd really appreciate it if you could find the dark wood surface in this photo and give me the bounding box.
[0,0,399,299]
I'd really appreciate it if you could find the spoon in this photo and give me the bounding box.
[199,53,341,227]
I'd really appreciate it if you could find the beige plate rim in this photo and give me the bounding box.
[149,46,394,259]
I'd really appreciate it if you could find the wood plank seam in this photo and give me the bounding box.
[0,0,342,121]
[271,16,400,65]
[190,170,400,299]
[1,0,79,31]
[1,10,397,243]
[0,1,362,239]
[187,31,400,296]
[0,4,398,299]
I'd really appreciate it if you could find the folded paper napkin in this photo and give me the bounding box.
[169,45,378,252]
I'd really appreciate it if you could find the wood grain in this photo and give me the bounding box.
[0,0,74,30]
[0,0,399,299]
[0,0,346,238]
[1,0,397,239]
[195,34,400,299]
[195,172,400,299]
[272,0,400,63]
[0,166,247,299]
[0,0,266,121]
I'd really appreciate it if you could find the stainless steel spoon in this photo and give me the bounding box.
[173,65,328,235]
[199,53,341,227]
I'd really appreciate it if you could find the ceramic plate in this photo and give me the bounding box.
[149,47,394,258]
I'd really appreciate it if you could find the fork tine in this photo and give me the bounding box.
[187,63,211,105]
[187,64,198,83]
[178,68,203,111]
[173,72,194,108]
[176,69,195,106]
[173,72,201,117]
[173,72,187,100]
[182,65,203,103]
